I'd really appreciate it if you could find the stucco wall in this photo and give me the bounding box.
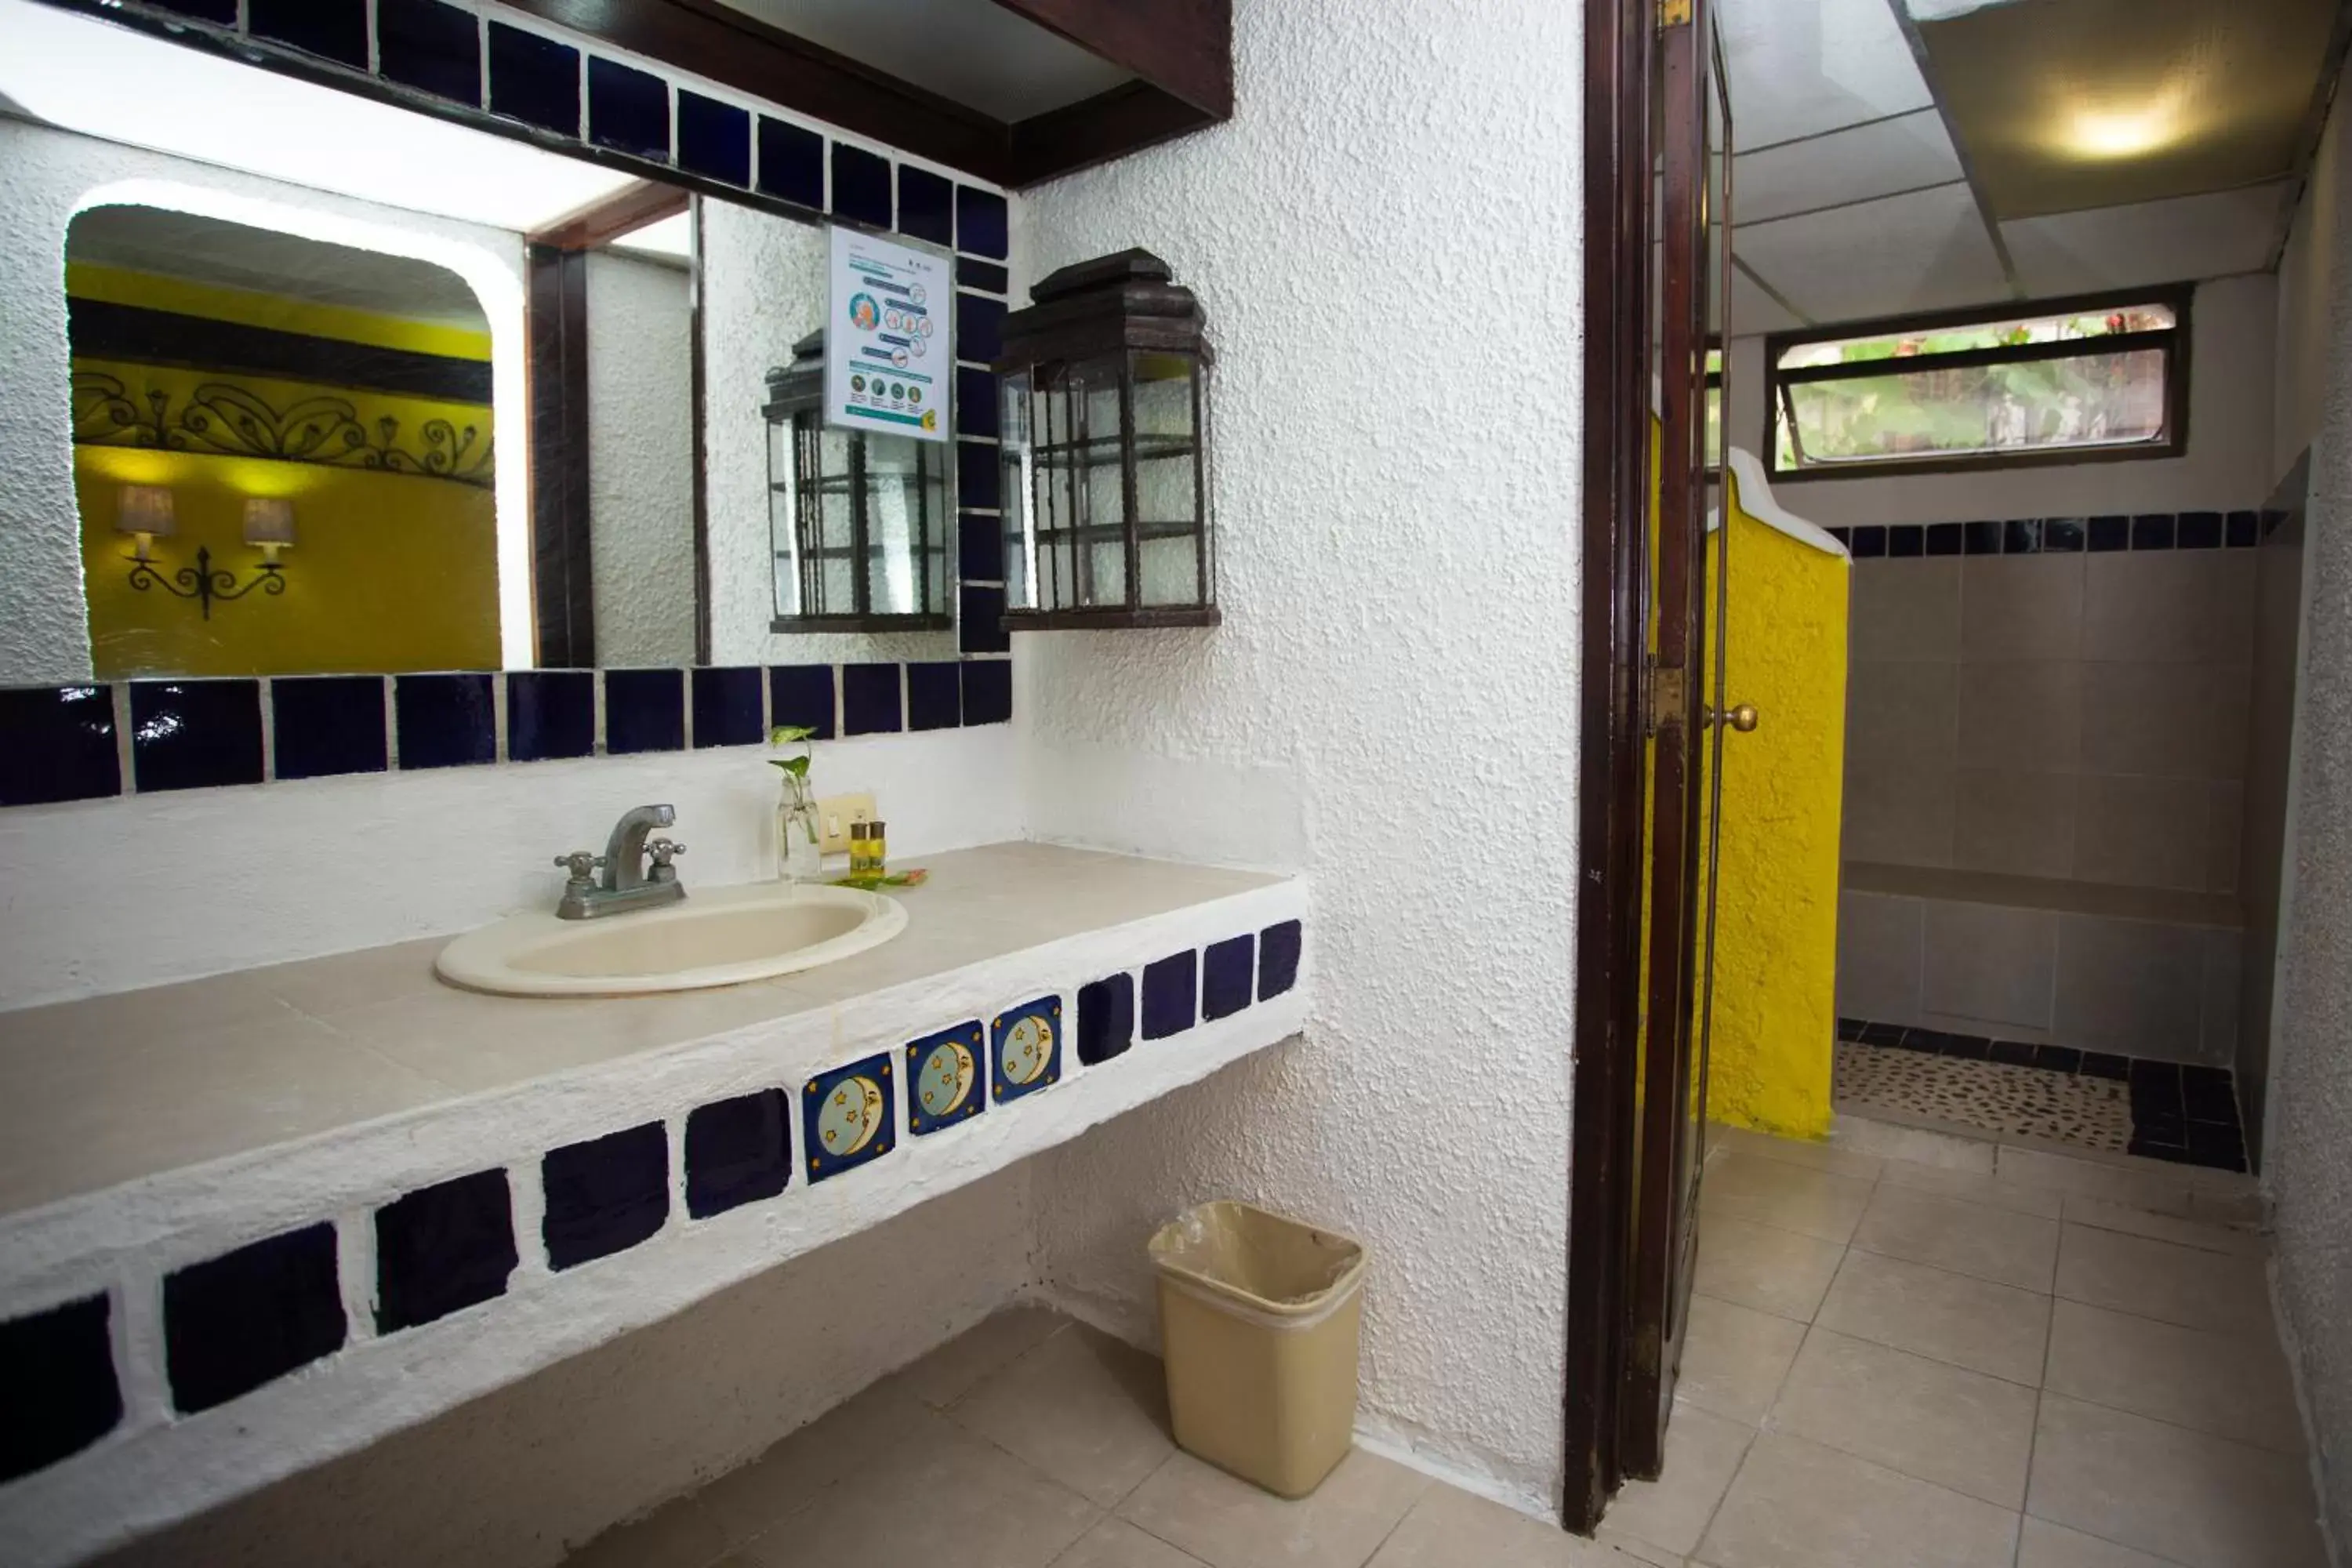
[586,251,698,667]
[1014,0,1584,1514]
[0,117,532,684]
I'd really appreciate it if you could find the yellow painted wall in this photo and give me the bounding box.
[70,265,499,678]
[1697,476,1849,1138]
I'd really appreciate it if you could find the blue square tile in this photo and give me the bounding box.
[271,676,387,780]
[1924,522,1962,557]
[488,23,579,136]
[842,663,902,735]
[2043,517,2086,553]
[961,660,1012,726]
[376,0,480,103]
[394,673,495,769]
[1888,524,1923,558]
[604,668,684,754]
[957,293,1006,363]
[2227,510,2261,548]
[677,91,750,186]
[2132,514,2175,550]
[131,679,263,792]
[589,56,670,159]
[960,510,1004,583]
[0,1294,120,1483]
[1825,528,1850,550]
[1963,521,2002,556]
[1260,920,1302,1000]
[149,0,235,19]
[906,1022,986,1134]
[990,995,1063,1104]
[250,0,367,66]
[830,143,892,227]
[2177,510,2222,550]
[541,1123,668,1271]
[506,670,594,762]
[1202,935,1255,1022]
[957,257,1009,294]
[958,440,1001,510]
[906,661,961,731]
[163,1223,344,1414]
[2088,514,2130,551]
[757,116,824,208]
[956,366,1000,439]
[1077,975,1135,1066]
[1848,526,1886,558]
[691,666,764,749]
[768,664,836,739]
[961,586,1010,655]
[956,186,1008,259]
[684,1090,791,1218]
[802,1054,896,1181]
[1142,952,1197,1040]
[2003,518,2042,554]
[898,164,953,246]
[374,1169,517,1334]
[0,685,120,806]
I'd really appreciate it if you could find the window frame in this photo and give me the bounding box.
[1761,284,2194,483]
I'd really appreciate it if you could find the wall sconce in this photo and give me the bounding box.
[118,486,291,619]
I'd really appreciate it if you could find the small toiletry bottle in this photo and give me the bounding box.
[848,822,869,874]
[869,819,887,875]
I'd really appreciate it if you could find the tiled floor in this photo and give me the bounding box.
[1608,1123,2323,1568]
[562,1304,1649,1568]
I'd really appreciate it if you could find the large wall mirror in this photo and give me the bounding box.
[5,0,971,694]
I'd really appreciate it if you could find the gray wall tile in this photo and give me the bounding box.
[1962,554,2084,662]
[2079,663,2252,781]
[2205,780,2245,895]
[2082,551,2256,666]
[2201,929,2243,1069]
[1923,900,2057,1030]
[1849,660,1960,766]
[2074,774,2209,891]
[1957,662,2081,771]
[2054,913,2209,1060]
[1852,558,1961,662]
[1838,891,1924,1020]
[1845,757,1957,867]
[1954,768,2075,878]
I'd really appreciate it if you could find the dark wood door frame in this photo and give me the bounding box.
[525,243,594,669]
[1562,0,1656,1533]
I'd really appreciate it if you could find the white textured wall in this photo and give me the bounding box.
[1723,273,2279,527]
[586,251,698,666]
[2266,69,2352,1555]
[0,117,532,684]
[1016,0,1582,1514]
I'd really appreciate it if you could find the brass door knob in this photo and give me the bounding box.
[1707,703,1759,732]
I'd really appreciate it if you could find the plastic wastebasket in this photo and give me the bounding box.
[1147,1200,1367,1498]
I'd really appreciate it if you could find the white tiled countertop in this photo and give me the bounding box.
[0,843,1283,1218]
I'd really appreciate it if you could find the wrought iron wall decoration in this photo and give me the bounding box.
[73,373,495,488]
[112,485,293,620]
[126,543,287,620]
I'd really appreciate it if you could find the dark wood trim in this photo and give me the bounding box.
[528,245,595,668]
[1562,0,1653,1533]
[771,615,954,634]
[531,180,691,252]
[1009,82,1221,186]
[985,0,1232,116]
[1001,607,1221,630]
[1762,281,2191,358]
[65,298,492,404]
[1776,328,2176,387]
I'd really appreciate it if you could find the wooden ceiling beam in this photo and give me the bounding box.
[985,0,1232,117]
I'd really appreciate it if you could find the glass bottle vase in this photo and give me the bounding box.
[775,789,822,884]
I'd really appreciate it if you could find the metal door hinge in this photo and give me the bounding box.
[1646,664,1686,735]
[1660,0,1692,27]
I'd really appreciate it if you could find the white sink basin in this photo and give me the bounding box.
[434,882,906,997]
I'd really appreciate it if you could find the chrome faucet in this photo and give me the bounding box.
[552,804,688,920]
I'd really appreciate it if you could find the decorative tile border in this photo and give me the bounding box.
[0,914,1308,1486]
[1824,510,2276,560]
[0,662,1011,808]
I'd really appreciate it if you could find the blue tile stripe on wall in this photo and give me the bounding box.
[1825,511,2268,560]
[0,917,1303,1475]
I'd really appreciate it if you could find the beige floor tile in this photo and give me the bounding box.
[1700,1154,1875,1244]
[1370,1482,1643,1566]
[1696,1432,2020,1568]
[1054,1517,1214,1567]
[561,1495,733,1568]
[1816,1247,2053,1385]
[1592,1529,1687,1566]
[2054,1224,2271,1334]
[949,1323,1175,1505]
[1878,1158,2064,1218]
[1675,1294,1806,1425]
[2060,1196,2265,1258]
[1853,1184,2060,1291]
[2044,1299,2303,1454]
[2027,1394,2327,1568]
[1766,1327,2039,1508]
[1708,1124,1886,1181]
[2015,1517,2180,1568]
[902,1305,1070,1407]
[1996,1147,2196,1217]
[1604,1403,1751,1556]
[1833,1115,1995,1173]
[688,1377,933,1545]
[1691,1217,1846,1323]
[1117,1448,1428,1568]
[742,1407,1097,1568]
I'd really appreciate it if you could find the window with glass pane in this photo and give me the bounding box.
[1766,295,2184,478]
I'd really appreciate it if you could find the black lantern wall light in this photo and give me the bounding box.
[115,485,293,619]
[995,250,1218,629]
[764,330,950,633]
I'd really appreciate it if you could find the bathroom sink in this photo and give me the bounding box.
[434,882,906,997]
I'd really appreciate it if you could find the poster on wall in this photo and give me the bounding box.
[826,224,949,443]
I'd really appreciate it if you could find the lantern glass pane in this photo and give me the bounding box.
[1000,371,1036,611]
[1075,355,1127,609]
[1131,351,1202,608]
[768,416,800,617]
[815,426,856,618]
[862,432,942,616]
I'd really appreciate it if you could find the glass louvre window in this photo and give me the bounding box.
[1766,294,2185,478]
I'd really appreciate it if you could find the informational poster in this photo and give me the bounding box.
[826,224,949,443]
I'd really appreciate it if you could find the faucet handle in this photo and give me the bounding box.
[553,851,600,884]
[647,838,686,869]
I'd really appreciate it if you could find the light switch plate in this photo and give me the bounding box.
[815,793,877,856]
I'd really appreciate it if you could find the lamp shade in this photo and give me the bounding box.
[242,496,296,548]
[115,485,176,538]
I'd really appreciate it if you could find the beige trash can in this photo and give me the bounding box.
[1148,1200,1367,1498]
